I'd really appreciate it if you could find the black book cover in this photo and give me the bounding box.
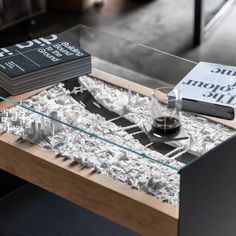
[0,34,90,78]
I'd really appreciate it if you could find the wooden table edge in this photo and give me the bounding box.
[0,132,178,236]
[0,70,180,236]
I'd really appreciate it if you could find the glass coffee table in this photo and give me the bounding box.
[0,25,236,236]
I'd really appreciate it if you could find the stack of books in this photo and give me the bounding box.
[0,34,91,95]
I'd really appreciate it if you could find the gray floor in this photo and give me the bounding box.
[32,0,236,66]
[0,184,139,236]
[12,0,232,87]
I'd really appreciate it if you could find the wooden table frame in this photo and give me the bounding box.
[1,68,236,235]
[0,69,180,236]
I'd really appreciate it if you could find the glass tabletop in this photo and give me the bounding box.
[0,25,235,176]
[61,24,197,88]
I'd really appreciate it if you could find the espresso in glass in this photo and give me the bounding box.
[152,116,181,136]
[151,87,182,137]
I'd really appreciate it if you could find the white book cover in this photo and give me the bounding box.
[175,62,236,108]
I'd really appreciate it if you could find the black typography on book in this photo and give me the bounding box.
[0,34,88,78]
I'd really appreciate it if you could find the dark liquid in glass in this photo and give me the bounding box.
[152,116,181,136]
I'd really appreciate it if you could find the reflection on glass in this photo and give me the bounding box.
[0,25,198,173]
[204,0,228,25]
[0,95,180,172]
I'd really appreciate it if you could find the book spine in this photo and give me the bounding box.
[182,99,235,120]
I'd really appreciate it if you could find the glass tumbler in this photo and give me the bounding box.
[151,87,182,136]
